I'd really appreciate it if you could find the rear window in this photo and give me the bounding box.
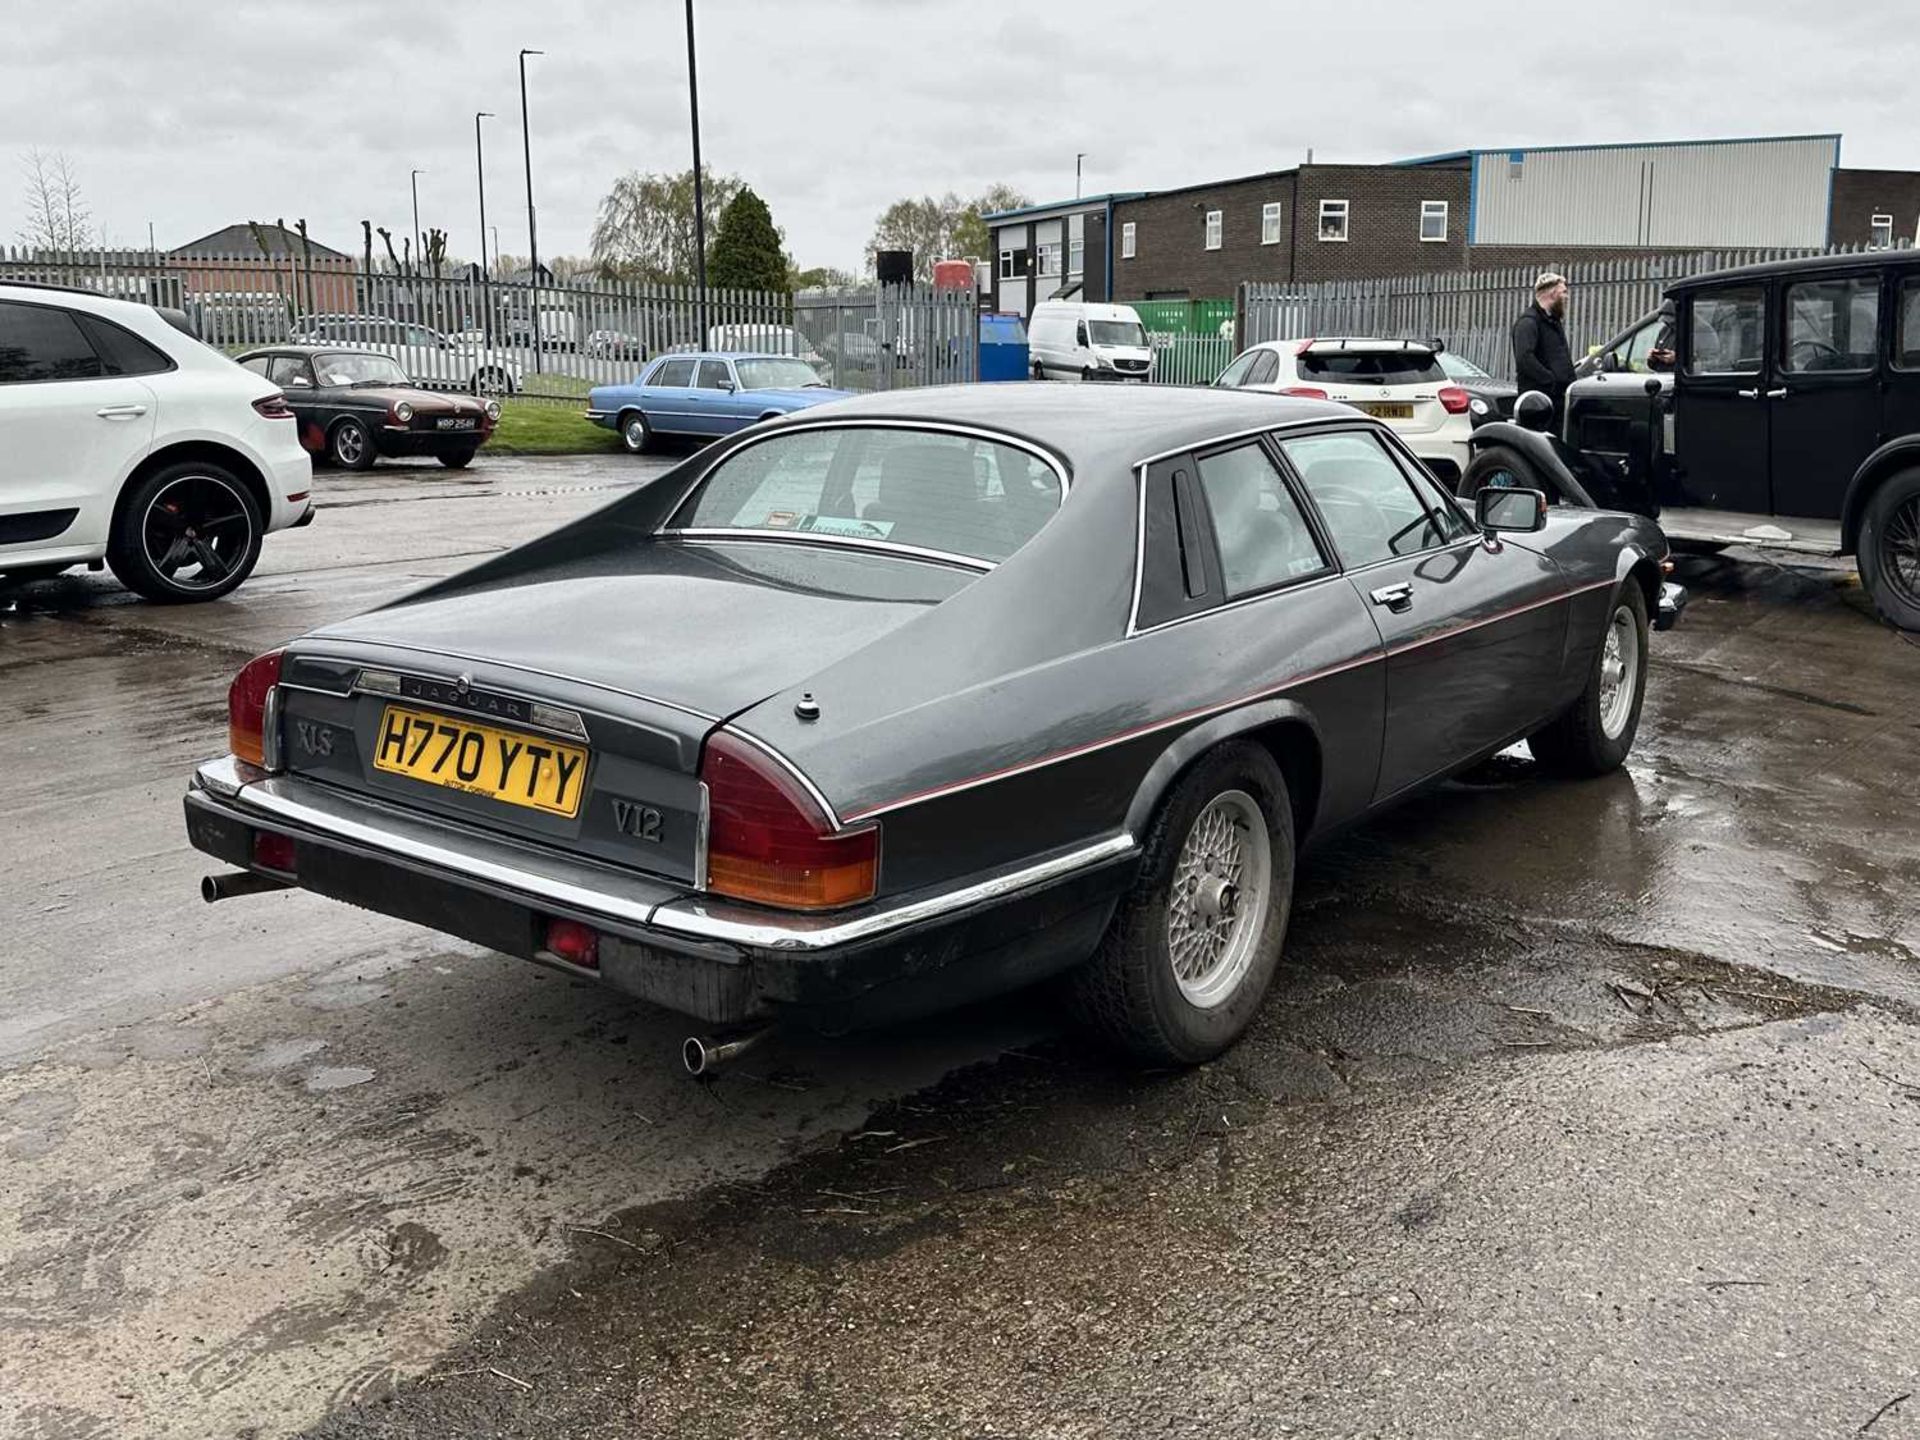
[674,427,1064,565]
[1298,350,1444,385]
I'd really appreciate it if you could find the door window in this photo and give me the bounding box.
[1194,444,1326,596]
[267,355,315,389]
[653,358,696,387]
[0,301,106,383]
[1899,277,1920,370]
[1281,430,1460,569]
[696,359,734,390]
[1685,287,1766,375]
[1244,350,1280,387]
[1782,276,1880,373]
[1214,350,1259,387]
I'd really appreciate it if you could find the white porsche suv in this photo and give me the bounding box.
[1214,337,1475,486]
[0,283,313,602]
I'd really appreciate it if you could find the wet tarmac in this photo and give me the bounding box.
[2,462,1916,1439]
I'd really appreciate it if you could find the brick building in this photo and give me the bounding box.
[1829,169,1920,249]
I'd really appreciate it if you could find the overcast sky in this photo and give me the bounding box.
[3,0,1912,270]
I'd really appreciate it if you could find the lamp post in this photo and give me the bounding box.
[684,0,708,341]
[1076,153,1086,200]
[475,111,494,346]
[519,47,544,372]
[410,168,426,266]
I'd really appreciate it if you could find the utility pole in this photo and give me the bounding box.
[411,168,426,263]
[519,47,544,373]
[684,0,708,341]
[475,112,494,346]
[1076,152,1086,200]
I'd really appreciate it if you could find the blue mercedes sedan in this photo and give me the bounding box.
[586,351,854,454]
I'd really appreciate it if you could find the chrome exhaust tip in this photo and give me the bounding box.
[201,871,293,903]
[681,1026,770,1077]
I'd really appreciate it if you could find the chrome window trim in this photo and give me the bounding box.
[338,668,593,743]
[658,417,1072,566]
[665,530,992,574]
[261,686,286,772]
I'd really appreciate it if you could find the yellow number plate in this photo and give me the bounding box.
[1356,401,1414,419]
[372,705,589,818]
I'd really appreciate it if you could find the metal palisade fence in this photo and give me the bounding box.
[1239,243,1894,381]
[0,246,976,401]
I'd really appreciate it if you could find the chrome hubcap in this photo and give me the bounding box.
[625,419,646,448]
[1167,790,1271,1009]
[141,475,252,591]
[1598,604,1640,739]
[335,426,365,463]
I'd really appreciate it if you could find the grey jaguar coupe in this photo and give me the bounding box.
[184,386,1676,1066]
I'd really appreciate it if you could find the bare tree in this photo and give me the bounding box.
[18,149,92,253]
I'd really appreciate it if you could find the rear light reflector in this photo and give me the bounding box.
[542,918,600,969]
[1282,385,1329,400]
[253,393,295,420]
[700,732,877,910]
[252,831,297,874]
[1438,385,1472,414]
[228,649,284,767]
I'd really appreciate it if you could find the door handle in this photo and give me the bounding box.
[1369,581,1414,613]
[1735,389,1759,399]
[1764,387,1788,398]
[96,404,148,418]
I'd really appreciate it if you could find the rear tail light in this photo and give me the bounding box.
[252,831,297,874]
[700,732,877,910]
[1282,385,1329,400]
[1438,385,1472,414]
[253,393,295,420]
[228,649,284,766]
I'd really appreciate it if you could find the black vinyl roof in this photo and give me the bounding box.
[1668,248,1920,292]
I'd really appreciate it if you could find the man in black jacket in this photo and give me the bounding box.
[1511,272,1575,421]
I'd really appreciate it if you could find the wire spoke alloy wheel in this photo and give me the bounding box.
[1597,603,1640,739]
[1166,789,1271,1010]
[1884,495,1920,607]
[140,475,254,592]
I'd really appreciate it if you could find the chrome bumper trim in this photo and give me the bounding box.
[189,762,1137,954]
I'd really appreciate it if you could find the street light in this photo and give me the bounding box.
[684,0,708,340]
[519,47,544,373]
[1076,153,1086,200]
[410,168,426,265]
[475,111,494,346]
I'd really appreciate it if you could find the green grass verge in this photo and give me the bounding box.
[483,399,622,456]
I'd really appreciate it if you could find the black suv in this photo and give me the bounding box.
[1463,249,1920,632]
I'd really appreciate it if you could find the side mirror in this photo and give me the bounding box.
[719,380,736,392]
[1476,486,1548,535]
[1076,324,1089,346]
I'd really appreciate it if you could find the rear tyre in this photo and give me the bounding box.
[437,447,478,469]
[1458,444,1548,501]
[106,461,263,604]
[1069,742,1294,1065]
[1857,467,1920,634]
[1528,583,1649,776]
[619,409,653,455]
[329,418,376,471]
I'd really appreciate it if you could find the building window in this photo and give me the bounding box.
[1871,213,1895,250]
[1318,200,1348,242]
[1260,202,1283,246]
[1069,236,1084,275]
[1204,210,1222,250]
[998,250,1017,281]
[1121,222,1136,259]
[1036,241,1061,277]
[1420,200,1448,242]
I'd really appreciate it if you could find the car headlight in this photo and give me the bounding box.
[485,399,502,421]
[394,401,414,422]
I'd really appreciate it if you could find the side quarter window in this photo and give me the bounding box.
[1135,456,1223,630]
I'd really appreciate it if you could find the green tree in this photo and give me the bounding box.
[589,166,744,283]
[865,185,1030,280]
[707,186,789,293]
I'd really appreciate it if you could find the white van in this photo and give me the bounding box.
[1028,301,1154,382]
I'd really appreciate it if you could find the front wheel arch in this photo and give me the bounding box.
[1840,443,1920,553]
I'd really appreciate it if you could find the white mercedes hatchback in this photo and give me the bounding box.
[0,283,313,601]
[1214,338,1475,486]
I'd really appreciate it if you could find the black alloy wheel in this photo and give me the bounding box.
[106,463,263,603]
